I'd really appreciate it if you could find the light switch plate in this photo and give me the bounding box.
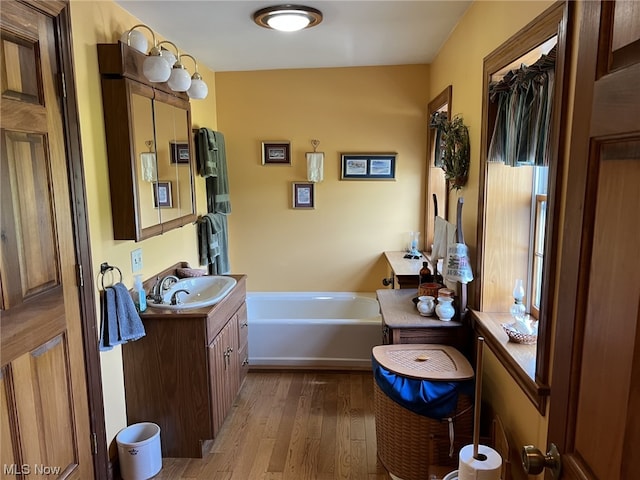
[131,248,143,273]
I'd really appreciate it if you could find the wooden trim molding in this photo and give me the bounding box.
[56,2,109,478]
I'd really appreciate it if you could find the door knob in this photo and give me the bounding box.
[522,443,561,478]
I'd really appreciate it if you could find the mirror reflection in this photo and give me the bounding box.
[153,100,194,223]
[131,92,160,229]
[425,85,451,253]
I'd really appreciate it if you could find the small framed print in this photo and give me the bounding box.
[262,141,291,165]
[153,181,172,208]
[170,142,190,164]
[292,182,315,209]
[340,153,397,180]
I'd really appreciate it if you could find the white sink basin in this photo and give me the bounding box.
[147,276,237,310]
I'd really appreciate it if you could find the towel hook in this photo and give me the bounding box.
[311,139,320,152]
[145,140,154,152]
[99,262,122,290]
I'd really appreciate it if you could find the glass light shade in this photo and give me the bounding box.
[267,14,310,32]
[187,78,208,99]
[512,279,525,302]
[121,30,148,53]
[143,55,171,83]
[160,48,177,68]
[168,67,191,92]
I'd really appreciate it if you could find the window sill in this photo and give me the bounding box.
[470,310,550,414]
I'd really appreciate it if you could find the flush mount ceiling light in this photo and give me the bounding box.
[253,4,323,32]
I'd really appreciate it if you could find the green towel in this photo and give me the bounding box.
[198,128,231,214]
[198,213,230,274]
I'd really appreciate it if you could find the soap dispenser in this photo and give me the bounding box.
[133,274,147,312]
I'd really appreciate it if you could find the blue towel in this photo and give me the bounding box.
[99,282,146,352]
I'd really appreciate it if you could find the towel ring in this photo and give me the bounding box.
[311,139,320,152]
[99,262,122,290]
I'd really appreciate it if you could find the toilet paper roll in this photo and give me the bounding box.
[458,444,502,480]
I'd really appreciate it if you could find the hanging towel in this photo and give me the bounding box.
[197,127,218,177]
[99,282,146,352]
[198,213,231,274]
[198,128,231,214]
[306,152,324,182]
[432,216,456,264]
[198,213,220,267]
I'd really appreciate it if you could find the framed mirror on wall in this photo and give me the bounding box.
[424,85,452,254]
[473,1,570,413]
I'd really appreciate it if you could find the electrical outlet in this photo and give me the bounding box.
[131,248,143,273]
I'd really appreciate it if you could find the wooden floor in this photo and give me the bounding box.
[154,370,392,480]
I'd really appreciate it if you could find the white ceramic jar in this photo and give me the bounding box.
[416,295,435,316]
[436,296,455,321]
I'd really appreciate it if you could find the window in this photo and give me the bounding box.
[530,193,547,318]
[529,167,548,319]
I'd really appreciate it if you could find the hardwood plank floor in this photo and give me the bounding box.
[154,371,391,480]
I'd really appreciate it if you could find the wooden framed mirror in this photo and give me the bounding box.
[98,42,197,241]
[424,85,451,253]
[473,1,570,413]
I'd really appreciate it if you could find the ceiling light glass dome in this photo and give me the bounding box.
[253,5,323,32]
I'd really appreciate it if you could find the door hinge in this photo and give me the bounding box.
[77,263,84,288]
[91,432,98,455]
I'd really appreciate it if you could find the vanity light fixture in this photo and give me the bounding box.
[168,58,192,92]
[121,25,208,99]
[181,54,209,100]
[158,40,178,68]
[123,24,171,83]
[253,4,323,32]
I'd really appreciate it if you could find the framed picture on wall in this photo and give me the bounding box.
[153,181,172,208]
[170,141,190,164]
[292,182,315,209]
[340,153,397,180]
[262,141,291,165]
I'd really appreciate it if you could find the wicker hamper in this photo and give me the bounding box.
[372,344,474,480]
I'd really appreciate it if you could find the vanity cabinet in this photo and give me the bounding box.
[97,42,197,241]
[209,302,249,436]
[122,275,248,458]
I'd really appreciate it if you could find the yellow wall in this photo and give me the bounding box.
[69,0,214,448]
[216,65,430,292]
[429,2,554,478]
[69,0,556,472]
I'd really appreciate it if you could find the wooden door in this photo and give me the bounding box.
[0,2,94,478]
[547,1,640,479]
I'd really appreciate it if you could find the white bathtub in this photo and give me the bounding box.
[246,292,382,369]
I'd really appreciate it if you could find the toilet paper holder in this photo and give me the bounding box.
[521,443,561,478]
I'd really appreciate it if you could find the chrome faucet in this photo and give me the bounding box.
[149,275,179,303]
[170,289,190,305]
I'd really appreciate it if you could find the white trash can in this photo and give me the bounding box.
[116,422,162,480]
